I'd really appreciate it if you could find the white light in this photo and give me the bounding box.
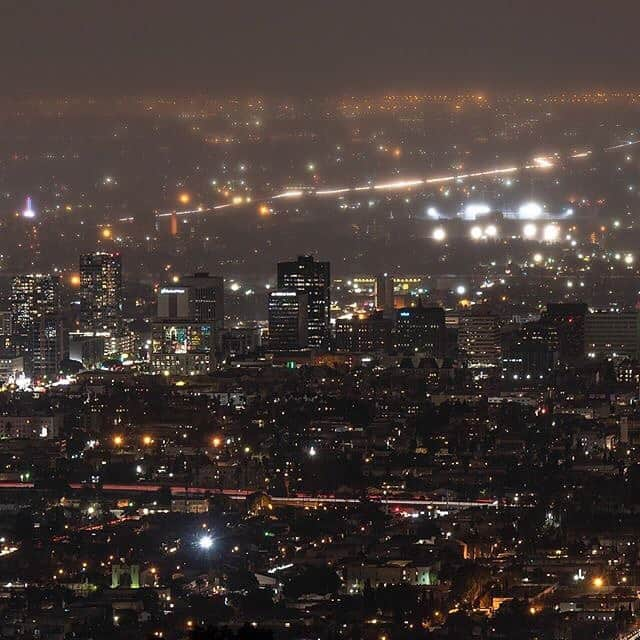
[22,196,35,219]
[485,224,498,238]
[543,224,560,242]
[432,227,446,242]
[463,203,491,219]
[625,254,634,264]
[427,206,440,219]
[522,223,537,239]
[533,156,554,168]
[518,202,543,219]
[533,253,543,263]
[199,535,214,550]
[230,282,241,292]
[470,225,483,240]
[309,446,317,457]
[456,285,466,295]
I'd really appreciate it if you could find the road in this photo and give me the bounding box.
[0,481,508,509]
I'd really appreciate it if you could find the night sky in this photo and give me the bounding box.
[1,0,639,94]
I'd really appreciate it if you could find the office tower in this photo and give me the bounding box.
[157,272,224,330]
[541,302,588,363]
[584,308,639,359]
[393,305,445,356]
[458,310,501,366]
[220,327,262,359]
[501,321,559,379]
[31,315,67,378]
[375,274,395,317]
[10,274,60,335]
[150,322,215,375]
[277,255,330,348]
[79,252,123,333]
[335,312,393,352]
[0,311,11,340]
[268,291,308,351]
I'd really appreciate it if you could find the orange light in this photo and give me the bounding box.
[259,204,270,216]
[69,274,81,287]
[593,577,604,588]
[142,435,153,446]
[101,227,112,239]
[113,435,123,446]
[393,147,402,158]
[212,436,222,448]
[178,193,191,205]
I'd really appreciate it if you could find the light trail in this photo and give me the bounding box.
[605,140,640,151]
[155,139,637,219]
[0,481,518,510]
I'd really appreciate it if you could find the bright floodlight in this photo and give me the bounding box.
[485,224,498,238]
[456,285,466,295]
[199,535,214,550]
[522,223,537,239]
[432,227,446,242]
[427,206,440,219]
[470,225,483,240]
[518,202,543,219]
[625,254,634,264]
[464,203,491,219]
[543,224,560,242]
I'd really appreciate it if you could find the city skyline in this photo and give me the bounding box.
[2,3,640,639]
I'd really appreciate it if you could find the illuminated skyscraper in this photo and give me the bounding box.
[268,290,308,351]
[79,252,123,333]
[458,309,501,367]
[375,274,395,318]
[277,255,330,348]
[10,275,63,376]
[10,274,60,334]
[394,305,445,357]
[157,272,224,330]
[30,315,66,378]
[150,322,215,375]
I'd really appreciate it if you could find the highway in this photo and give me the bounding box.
[0,481,504,509]
[155,140,640,220]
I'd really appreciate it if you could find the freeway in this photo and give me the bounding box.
[155,139,640,220]
[0,481,505,509]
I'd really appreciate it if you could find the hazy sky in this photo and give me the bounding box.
[1,0,639,94]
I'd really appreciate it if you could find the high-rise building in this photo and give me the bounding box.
[375,274,395,317]
[584,309,639,359]
[501,321,558,378]
[10,274,60,335]
[277,256,330,348]
[335,312,393,353]
[541,302,587,363]
[10,275,63,374]
[458,310,501,367]
[79,252,122,333]
[0,311,11,351]
[268,290,308,351]
[30,315,67,378]
[157,272,224,330]
[151,322,215,375]
[394,305,445,356]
